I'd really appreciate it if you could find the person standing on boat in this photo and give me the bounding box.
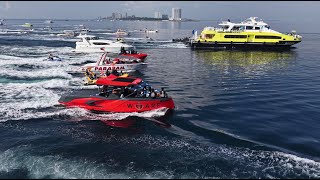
[100,85,109,97]
[111,69,119,76]
[48,53,54,61]
[85,67,96,80]
[105,70,110,76]
[159,87,168,98]
[150,89,156,99]
[145,87,152,98]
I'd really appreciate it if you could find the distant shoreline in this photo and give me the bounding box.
[2,18,203,22]
[2,18,282,22]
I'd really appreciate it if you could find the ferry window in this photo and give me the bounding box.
[224,35,247,38]
[246,26,253,30]
[205,34,215,39]
[223,26,229,29]
[255,36,282,39]
[254,27,260,30]
[93,42,110,45]
[255,36,281,39]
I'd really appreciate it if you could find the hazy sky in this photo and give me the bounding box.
[0,1,319,22]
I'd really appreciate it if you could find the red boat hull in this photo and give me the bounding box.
[59,96,175,113]
[121,53,148,60]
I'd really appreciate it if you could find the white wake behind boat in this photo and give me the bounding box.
[74,34,134,53]
[80,53,147,73]
[0,29,28,35]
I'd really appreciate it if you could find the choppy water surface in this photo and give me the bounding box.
[0,19,319,179]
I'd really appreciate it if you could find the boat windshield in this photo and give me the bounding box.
[222,25,229,30]
[90,37,99,40]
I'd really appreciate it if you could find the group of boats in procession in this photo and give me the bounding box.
[40,16,303,115]
[57,30,175,114]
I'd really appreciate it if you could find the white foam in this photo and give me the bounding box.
[70,107,169,122]
[158,43,188,49]
[1,67,72,79]
[0,79,76,121]
[0,45,76,56]
[0,145,177,178]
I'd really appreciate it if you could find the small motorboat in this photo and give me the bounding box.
[58,76,175,113]
[57,30,75,37]
[80,52,147,74]
[119,53,148,61]
[79,25,90,34]
[145,29,159,33]
[44,56,63,61]
[115,29,129,36]
[119,49,148,60]
[45,20,53,24]
[22,23,33,28]
[83,68,129,86]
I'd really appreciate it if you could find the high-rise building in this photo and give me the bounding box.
[154,12,162,19]
[162,14,169,19]
[171,8,181,21]
[114,13,122,19]
[112,13,116,19]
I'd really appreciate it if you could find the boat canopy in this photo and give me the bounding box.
[95,75,142,86]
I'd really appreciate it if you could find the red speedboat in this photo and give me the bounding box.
[58,76,174,113]
[119,48,148,60]
[119,52,148,60]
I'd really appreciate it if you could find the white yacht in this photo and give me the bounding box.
[145,29,159,33]
[57,30,75,37]
[45,20,53,24]
[115,29,129,36]
[74,34,134,53]
[78,25,90,34]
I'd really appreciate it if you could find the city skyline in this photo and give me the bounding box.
[0,1,319,23]
[105,7,182,21]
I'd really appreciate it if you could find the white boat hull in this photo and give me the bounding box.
[80,63,147,73]
[74,34,133,53]
[74,46,123,53]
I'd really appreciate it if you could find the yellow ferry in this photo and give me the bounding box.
[190,17,302,50]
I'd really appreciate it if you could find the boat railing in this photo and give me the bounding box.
[204,27,215,31]
[216,29,244,33]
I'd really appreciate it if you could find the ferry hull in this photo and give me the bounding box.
[189,41,301,50]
